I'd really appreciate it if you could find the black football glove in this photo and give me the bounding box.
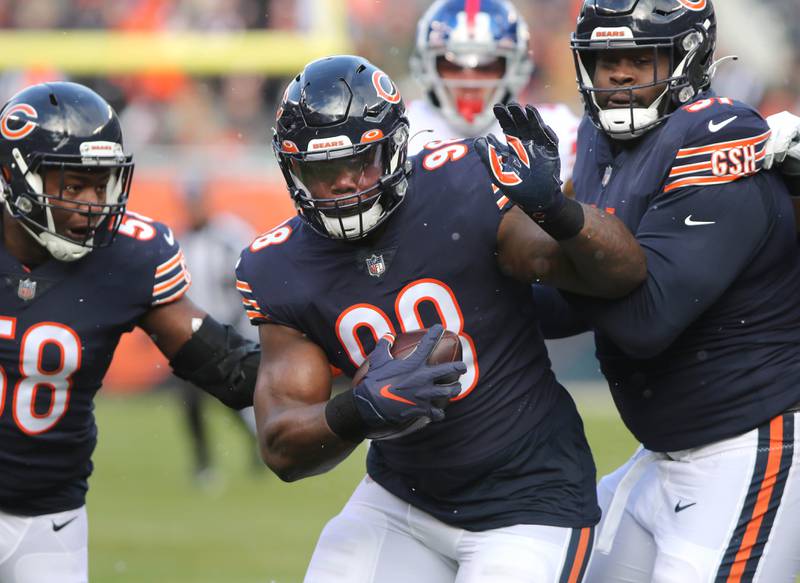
[476,102,565,218]
[352,324,465,439]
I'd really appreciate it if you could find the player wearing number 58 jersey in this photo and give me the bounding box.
[0,82,260,583]
[236,55,647,583]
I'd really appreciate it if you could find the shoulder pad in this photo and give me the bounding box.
[664,98,770,194]
[115,213,191,306]
[412,138,511,211]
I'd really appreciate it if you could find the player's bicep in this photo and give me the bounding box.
[255,323,332,420]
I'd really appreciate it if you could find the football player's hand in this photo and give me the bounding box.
[475,103,565,218]
[352,324,465,435]
[764,111,800,175]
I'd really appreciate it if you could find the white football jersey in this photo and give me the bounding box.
[407,99,580,184]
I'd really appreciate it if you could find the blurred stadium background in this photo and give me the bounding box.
[0,0,796,581]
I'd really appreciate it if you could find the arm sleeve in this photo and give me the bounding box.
[566,176,772,359]
[531,285,590,339]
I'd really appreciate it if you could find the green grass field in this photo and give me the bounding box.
[88,384,636,583]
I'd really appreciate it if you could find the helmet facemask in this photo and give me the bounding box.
[1,143,134,261]
[572,24,714,140]
[275,124,410,241]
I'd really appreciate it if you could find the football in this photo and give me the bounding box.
[351,328,463,387]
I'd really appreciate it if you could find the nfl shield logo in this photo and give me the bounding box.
[17,278,36,301]
[366,254,386,278]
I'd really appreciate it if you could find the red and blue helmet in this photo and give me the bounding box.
[410,0,533,135]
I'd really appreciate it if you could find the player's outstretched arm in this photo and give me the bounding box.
[139,296,259,410]
[477,103,646,298]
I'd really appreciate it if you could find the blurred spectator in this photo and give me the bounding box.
[174,175,260,486]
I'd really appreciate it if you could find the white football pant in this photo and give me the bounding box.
[304,475,594,583]
[585,410,800,582]
[0,505,87,583]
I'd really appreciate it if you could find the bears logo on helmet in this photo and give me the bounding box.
[0,104,38,141]
[372,71,401,104]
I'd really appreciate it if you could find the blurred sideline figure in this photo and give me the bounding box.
[408,0,580,188]
[0,82,258,583]
[176,176,260,485]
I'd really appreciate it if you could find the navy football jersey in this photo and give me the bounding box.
[569,94,800,451]
[237,141,600,530]
[0,212,190,515]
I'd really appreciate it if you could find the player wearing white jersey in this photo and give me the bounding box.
[407,0,579,185]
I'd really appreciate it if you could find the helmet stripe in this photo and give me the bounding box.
[465,0,481,32]
[677,0,707,10]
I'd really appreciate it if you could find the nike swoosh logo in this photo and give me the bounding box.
[163,228,175,246]
[52,516,78,532]
[685,215,716,226]
[379,384,415,405]
[674,501,697,513]
[708,115,738,133]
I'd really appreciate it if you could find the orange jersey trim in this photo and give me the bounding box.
[155,250,183,278]
[153,269,189,295]
[676,130,770,159]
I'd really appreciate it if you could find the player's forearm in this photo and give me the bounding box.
[259,403,359,482]
[559,205,647,298]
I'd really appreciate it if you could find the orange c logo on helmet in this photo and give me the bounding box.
[676,0,707,10]
[1,104,38,141]
[361,129,384,143]
[372,70,401,104]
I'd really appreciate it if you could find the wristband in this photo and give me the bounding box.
[527,197,585,241]
[324,389,368,443]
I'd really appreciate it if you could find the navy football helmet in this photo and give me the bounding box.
[274,55,410,240]
[410,0,533,135]
[571,0,717,140]
[0,82,134,261]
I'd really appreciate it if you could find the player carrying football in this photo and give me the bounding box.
[236,55,647,582]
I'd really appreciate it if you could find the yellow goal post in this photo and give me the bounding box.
[0,0,352,75]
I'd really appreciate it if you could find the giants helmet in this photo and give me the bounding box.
[410,0,533,135]
[274,55,410,240]
[571,0,717,140]
[0,82,134,261]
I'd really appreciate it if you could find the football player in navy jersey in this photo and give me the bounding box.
[236,54,647,583]
[530,1,800,581]
[0,82,259,582]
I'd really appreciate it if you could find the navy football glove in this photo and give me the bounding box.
[476,103,584,240]
[352,324,465,439]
